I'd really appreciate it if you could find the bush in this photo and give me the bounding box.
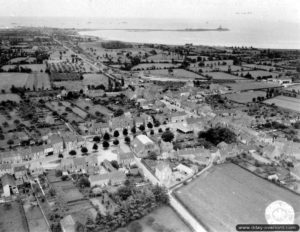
[161,130,174,142]
[69,150,77,156]
[55,170,62,177]
[198,127,236,145]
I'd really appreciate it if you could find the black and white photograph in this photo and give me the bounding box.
[0,0,299,231]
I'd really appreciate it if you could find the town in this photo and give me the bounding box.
[0,26,300,232]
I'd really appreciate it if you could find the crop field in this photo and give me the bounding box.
[264,95,300,113]
[174,163,300,232]
[82,73,109,86]
[226,91,266,103]
[25,73,51,90]
[206,72,246,80]
[8,57,36,64]
[0,72,29,91]
[48,61,87,73]
[224,81,281,92]
[0,202,28,232]
[237,70,279,79]
[144,68,203,80]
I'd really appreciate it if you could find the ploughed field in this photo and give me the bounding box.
[264,95,300,113]
[174,163,300,232]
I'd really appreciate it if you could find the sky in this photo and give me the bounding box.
[0,0,299,24]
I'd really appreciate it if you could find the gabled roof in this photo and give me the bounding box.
[1,174,15,186]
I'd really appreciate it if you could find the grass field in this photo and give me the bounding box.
[0,202,28,232]
[0,93,21,102]
[206,72,246,80]
[174,163,300,232]
[1,64,46,72]
[226,91,266,103]
[74,99,113,117]
[264,95,300,113]
[143,68,202,81]
[224,81,281,92]
[237,70,279,79]
[0,72,29,91]
[115,206,192,232]
[26,73,51,90]
[131,63,179,71]
[23,203,48,232]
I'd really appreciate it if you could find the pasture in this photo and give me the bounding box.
[226,91,266,103]
[264,95,300,113]
[115,206,192,232]
[174,163,300,232]
[144,68,203,80]
[224,81,281,92]
[0,202,28,232]
[0,72,29,91]
[206,72,246,80]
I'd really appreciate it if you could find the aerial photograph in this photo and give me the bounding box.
[0,0,300,231]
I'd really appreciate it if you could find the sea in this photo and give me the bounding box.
[1,17,300,49]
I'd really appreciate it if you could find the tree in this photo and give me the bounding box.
[7,139,14,146]
[103,132,110,141]
[114,109,124,117]
[198,127,237,145]
[150,130,154,135]
[125,136,131,144]
[93,143,98,151]
[78,177,90,188]
[123,128,128,136]
[102,141,109,149]
[139,124,145,132]
[147,122,153,129]
[131,127,136,134]
[161,130,174,142]
[113,130,120,138]
[69,150,77,156]
[58,153,63,158]
[113,139,119,145]
[93,136,100,143]
[158,128,163,133]
[81,147,88,155]
[148,151,157,160]
[110,160,119,170]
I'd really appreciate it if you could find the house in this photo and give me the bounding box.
[31,146,45,159]
[132,135,159,158]
[0,163,12,177]
[0,150,22,164]
[169,112,188,123]
[44,144,54,156]
[91,122,110,135]
[109,116,134,131]
[60,215,76,232]
[60,158,75,173]
[1,174,18,197]
[117,152,135,167]
[13,165,27,179]
[134,117,145,127]
[175,164,194,176]
[62,133,78,153]
[155,162,173,186]
[89,171,126,187]
[19,148,33,161]
[28,161,44,176]
[73,157,87,173]
[48,134,64,155]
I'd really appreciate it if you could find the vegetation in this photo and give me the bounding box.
[161,130,175,142]
[198,127,237,145]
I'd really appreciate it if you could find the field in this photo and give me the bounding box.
[0,72,51,92]
[0,202,28,232]
[174,163,300,232]
[264,95,300,113]
[205,72,246,80]
[115,206,192,232]
[52,180,84,203]
[1,64,47,72]
[74,99,113,117]
[237,70,279,79]
[287,84,300,93]
[242,64,276,71]
[226,91,266,103]
[223,81,281,92]
[0,72,29,91]
[131,63,179,71]
[23,202,48,232]
[0,93,21,102]
[142,68,202,81]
